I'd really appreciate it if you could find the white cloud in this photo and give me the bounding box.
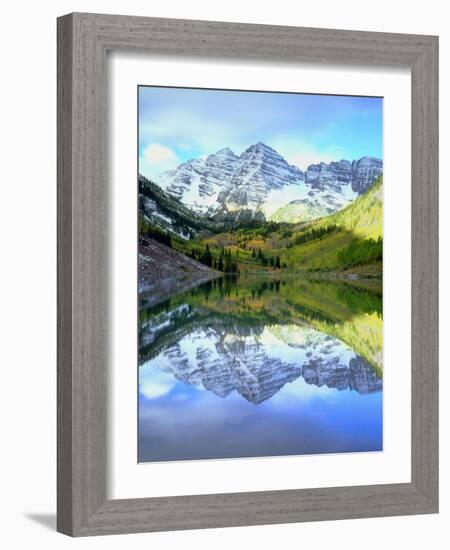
[139,143,180,180]
[139,363,177,399]
[142,143,178,163]
[139,379,175,399]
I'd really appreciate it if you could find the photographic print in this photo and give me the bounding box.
[138,86,383,463]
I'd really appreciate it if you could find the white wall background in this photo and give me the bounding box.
[0,1,447,548]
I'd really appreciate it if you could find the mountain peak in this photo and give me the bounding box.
[252,141,275,152]
[215,147,236,157]
[242,142,283,162]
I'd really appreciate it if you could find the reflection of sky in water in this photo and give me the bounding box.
[139,322,382,462]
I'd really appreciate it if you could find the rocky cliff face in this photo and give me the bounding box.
[216,142,304,213]
[155,143,382,223]
[351,156,383,195]
[305,159,352,191]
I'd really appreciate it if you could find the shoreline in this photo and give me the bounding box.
[139,238,221,307]
[139,239,382,307]
[140,270,221,308]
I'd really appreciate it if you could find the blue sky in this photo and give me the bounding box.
[139,86,383,180]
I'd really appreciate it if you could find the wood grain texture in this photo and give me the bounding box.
[58,12,108,535]
[57,12,439,537]
[57,13,74,535]
[410,35,439,506]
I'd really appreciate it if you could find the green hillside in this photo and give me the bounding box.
[317,176,382,239]
[282,176,383,272]
[193,177,383,276]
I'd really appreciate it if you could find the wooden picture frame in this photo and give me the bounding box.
[57,12,439,536]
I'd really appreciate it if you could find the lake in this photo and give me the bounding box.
[138,275,383,462]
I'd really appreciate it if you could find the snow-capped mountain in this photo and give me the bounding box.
[154,142,382,223]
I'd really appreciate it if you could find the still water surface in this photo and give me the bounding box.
[138,276,383,462]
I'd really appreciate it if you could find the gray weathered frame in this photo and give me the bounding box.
[57,12,439,537]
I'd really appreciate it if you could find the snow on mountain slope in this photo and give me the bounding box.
[158,147,239,214]
[154,143,382,223]
[216,142,304,214]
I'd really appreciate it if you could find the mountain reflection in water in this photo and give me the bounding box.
[139,276,383,462]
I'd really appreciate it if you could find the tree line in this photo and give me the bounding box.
[141,223,173,248]
[250,247,283,269]
[337,237,382,268]
[289,224,339,247]
[190,245,239,274]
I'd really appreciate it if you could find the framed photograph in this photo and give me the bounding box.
[57,13,438,536]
